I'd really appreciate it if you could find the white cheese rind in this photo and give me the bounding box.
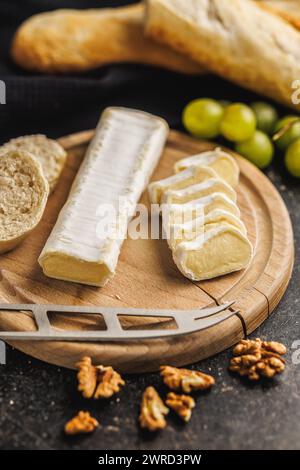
[148,164,217,204]
[174,148,240,188]
[173,224,253,281]
[39,107,169,286]
[166,193,241,223]
[166,209,247,250]
[162,178,237,205]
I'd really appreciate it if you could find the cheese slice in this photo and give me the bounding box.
[162,178,237,206]
[39,107,168,286]
[173,224,253,281]
[167,209,247,250]
[148,164,217,204]
[167,193,240,226]
[174,148,240,188]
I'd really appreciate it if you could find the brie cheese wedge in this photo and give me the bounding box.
[148,164,217,204]
[174,149,240,188]
[167,209,247,250]
[39,107,168,287]
[173,224,253,281]
[162,178,237,205]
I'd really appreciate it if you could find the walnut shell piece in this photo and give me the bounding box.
[64,411,99,435]
[94,365,125,399]
[160,365,215,393]
[139,386,169,432]
[229,338,286,380]
[166,392,195,422]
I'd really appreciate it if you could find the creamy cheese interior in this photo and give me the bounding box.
[166,193,240,226]
[148,165,217,204]
[174,149,240,188]
[167,210,247,250]
[173,224,253,281]
[163,179,237,205]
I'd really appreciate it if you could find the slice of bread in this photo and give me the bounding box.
[1,135,67,193]
[0,150,49,254]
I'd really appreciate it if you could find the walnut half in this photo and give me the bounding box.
[139,386,169,432]
[166,392,195,422]
[76,357,125,399]
[76,356,97,399]
[64,411,99,435]
[94,365,125,399]
[160,365,215,393]
[229,338,286,380]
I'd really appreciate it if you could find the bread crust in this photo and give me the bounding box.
[10,1,300,78]
[11,3,203,75]
[146,0,300,110]
[258,1,300,30]
[0,150,49,254]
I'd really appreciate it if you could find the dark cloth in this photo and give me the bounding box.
[0,0,284,143]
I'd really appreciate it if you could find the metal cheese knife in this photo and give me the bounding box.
[0,301,236,342]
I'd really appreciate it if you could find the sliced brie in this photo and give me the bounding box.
[39,107,168,287]
[167,209,247,250]
[162,178,237,206]
[166,193,240,226]
[174,148,240,188]
[148,164,217,204]
[173,224,253,281]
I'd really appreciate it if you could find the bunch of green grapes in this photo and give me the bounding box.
[182,98,300,177]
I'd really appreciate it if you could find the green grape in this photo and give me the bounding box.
[220,103,256,142]
[235,130,274,169]
[251,101,278,135]
[285,139,300,177]
[182,98,224,139]
[274,115,300,151]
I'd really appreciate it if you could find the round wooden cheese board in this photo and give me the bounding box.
[0,130,294,372]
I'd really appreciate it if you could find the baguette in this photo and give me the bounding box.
[1,135,67,193]
[0,150,49,254]
[146,0,300,110]
[11,3,203,75]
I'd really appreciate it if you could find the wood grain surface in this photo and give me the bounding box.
[0,130,294,372]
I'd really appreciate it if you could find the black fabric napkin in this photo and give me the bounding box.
[0,0,281,143]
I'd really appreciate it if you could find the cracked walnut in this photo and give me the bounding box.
[166,392,195,422]
[64,411,99,435]
[229,338,286,380]
[160,365,215,393]
[139,386,169,432]
[76,356,125,399]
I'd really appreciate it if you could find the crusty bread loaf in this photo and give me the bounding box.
[0,150,49,254]
[1,135,67,193]
[146,0,300,110]
[10,1,300,78]
[11,3,203,75]
[258,1,300,30]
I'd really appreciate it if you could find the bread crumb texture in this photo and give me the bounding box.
[0,149,49,253]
